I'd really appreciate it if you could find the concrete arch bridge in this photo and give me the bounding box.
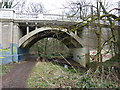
[0,9,119,66]
[0,9,89,66]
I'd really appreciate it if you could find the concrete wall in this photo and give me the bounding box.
[0,22,2,64]
[70,48,88,67]
[0,20,29,64]
[0,21,13,63]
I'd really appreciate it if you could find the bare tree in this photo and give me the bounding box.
[0,0,14,8]
[64,0,91,20]
[12,0,26,13]
[64,0,119,66]
[24,2,45,14]
[9,0,45,14]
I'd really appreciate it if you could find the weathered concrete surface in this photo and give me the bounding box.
[70,48,88,67]
[0,21,13,64]
[19,27,83,48]
[0,21,28,64]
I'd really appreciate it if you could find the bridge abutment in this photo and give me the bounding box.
[70,48,89,67]
[0,21,13,63]
[0,21,29,64]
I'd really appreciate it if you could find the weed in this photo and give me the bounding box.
[0,64,12,76]
[27,61,119,88]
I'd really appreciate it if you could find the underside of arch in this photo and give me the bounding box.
[19,28,83,49]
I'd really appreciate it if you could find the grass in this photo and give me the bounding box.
[27,61,81,88]
[27,61,119,88]
[102,55,120,67]
[32,53,70,60]
[88,55,120,70]
[0,64,13,76]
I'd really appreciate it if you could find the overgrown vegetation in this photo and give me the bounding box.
[27,61,119,88]
[0,64,12,76]
[30,38,69,59]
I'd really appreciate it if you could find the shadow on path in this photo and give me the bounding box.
[2,58,36,88]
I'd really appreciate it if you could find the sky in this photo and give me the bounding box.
[27,0,67,14]
[26,0,120,14]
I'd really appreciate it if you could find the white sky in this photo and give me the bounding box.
[27,0,67,14]
[27,0,120,14]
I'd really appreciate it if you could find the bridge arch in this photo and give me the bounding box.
[19,27,83,49]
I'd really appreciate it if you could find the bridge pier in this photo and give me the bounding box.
[0,43,18,64]
[70,48,89,67]
[0,21,15,64]
[0,44,2,64]
[0,22,2,64]
[0,43,29,64]
[0,21,29,64]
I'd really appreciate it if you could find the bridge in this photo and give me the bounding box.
[0,9,119,67]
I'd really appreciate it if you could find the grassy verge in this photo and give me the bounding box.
[27,61,119,88]
[0,64,13,76]
[102,55,120,67]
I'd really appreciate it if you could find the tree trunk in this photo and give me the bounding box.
[117,21,120,56]
[44,38,48,55]
[118,1,120,55]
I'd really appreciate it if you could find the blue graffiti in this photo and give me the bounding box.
[0,43,29,64]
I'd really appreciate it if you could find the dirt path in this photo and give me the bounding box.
[2,59,36,88]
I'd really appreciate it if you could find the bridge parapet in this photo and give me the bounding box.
[15,13,81,22]
[0,9,80,22]
[0,9,14,19]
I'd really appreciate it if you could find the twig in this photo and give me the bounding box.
[39,74,56,87]
[59,53,78,73]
